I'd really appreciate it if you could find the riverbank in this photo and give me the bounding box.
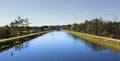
[64,30,120,52]
[0,31,50,43]
[0,31,51,52]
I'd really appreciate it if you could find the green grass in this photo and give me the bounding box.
[64,30,120,52]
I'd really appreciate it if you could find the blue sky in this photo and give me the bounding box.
[0,0,120,26]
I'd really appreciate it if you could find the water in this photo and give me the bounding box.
[0,31,120,61]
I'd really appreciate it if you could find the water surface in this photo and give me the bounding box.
[0,31,120,61]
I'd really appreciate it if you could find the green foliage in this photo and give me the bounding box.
[63,18,120,39]
[9,17,31,36]
[109,34,113,38]
[71,23,79,32]
[0,27,10,39]
[0,17,53,39]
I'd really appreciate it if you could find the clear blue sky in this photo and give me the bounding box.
[0,0,120,26]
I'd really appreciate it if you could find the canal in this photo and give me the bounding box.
[0,31,120,61]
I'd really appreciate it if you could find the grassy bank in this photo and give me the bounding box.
[0,31,50,43]
[0,31,50,52]
[63,30,120,52]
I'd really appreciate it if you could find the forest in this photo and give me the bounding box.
[63,18,120,39]
[1,17,120,39]
[0,17,53,39]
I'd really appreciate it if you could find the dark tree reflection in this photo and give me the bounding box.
[68,33,107,52]
[14,41,29,52]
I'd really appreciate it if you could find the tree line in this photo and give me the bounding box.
[63,18,120,39]
[0,17,54,39]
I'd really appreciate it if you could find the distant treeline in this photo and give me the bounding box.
[63,18,120,39]
[0,17,54,39]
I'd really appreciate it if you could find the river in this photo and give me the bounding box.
[0,31,120,61]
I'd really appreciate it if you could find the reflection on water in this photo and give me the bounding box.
[15,41,29,52]
[0,33,42,53]
[0,31,120,61]
[66,32,106,52]
[10,41,29,56]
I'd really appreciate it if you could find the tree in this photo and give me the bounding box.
[9,17,31,36]
[0,27,10,39]
[71,23,79,31]
[63,17,120,39]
